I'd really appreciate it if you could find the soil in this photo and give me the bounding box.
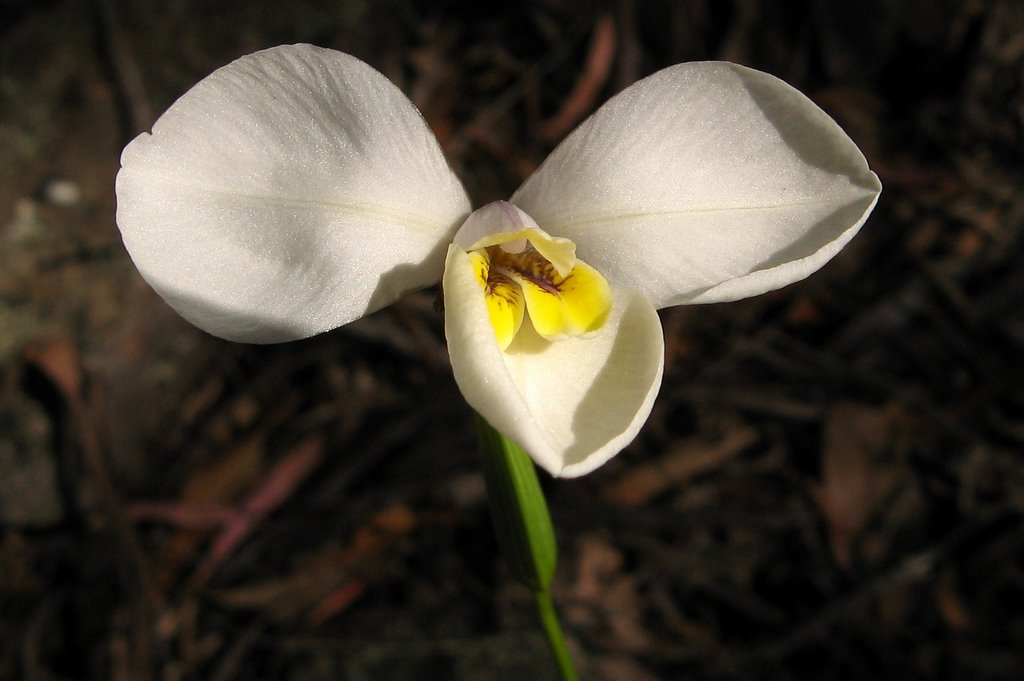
[1,1,1022,679]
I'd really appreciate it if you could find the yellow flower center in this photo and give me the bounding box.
[467,227,612,351]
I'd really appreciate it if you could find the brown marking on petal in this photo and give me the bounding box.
[488,243,563,294]
[486,269,517,293]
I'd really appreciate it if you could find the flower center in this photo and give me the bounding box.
[468,227,612,351]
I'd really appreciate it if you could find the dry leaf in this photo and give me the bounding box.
[568,534,650,652]
[211,504,415,625]
[604,428,757,507]
[812,402,901,569]
[192,435,325,585]
[596,656,660,681]
[23,337,82,401]
[150,432,265,587]
[936,569,971,630]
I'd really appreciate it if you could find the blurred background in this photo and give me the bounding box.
[1,0,1022,679]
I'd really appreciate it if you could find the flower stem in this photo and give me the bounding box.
[534,588,580,681]
[474,414,579,680]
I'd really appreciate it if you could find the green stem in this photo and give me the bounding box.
[475,414,557,591]
[534,589,580,681]
[474,414,579,680]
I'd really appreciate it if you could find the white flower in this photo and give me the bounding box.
[115,44,880,477]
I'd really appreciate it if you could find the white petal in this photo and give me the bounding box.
[453,201,540,250]
[443,245,664,478]
[116,44,470,343]
[511,62,881,307]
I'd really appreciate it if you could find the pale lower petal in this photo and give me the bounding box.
[511,62,881,307]
[443,245,664,478]
[116,44,470,342]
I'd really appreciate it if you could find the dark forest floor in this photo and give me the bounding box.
[1,1,1023,679]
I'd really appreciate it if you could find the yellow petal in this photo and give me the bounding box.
[525,231,576,277]
[557,260,613,333]
[468,250,490,287]
[486,278,525,351]
[520,259,612,340]
[467,249,524,350]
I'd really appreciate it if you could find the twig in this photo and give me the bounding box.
[189,435,325,588]
[23,339,156,681]
[539,12,616,142]
[736,507,1019,666]
[446,13,593,156]
[93,0,153,133]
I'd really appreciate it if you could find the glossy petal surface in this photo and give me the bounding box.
[511,62,881,307]
[116,44,470,342]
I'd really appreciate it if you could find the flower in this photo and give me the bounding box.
[115,44,880,477]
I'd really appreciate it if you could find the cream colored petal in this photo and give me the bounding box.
[116,44,470,343]
[511,62,880,307]
[454,201,541,250]
[454,201,576,275]
[443,245,664,477]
